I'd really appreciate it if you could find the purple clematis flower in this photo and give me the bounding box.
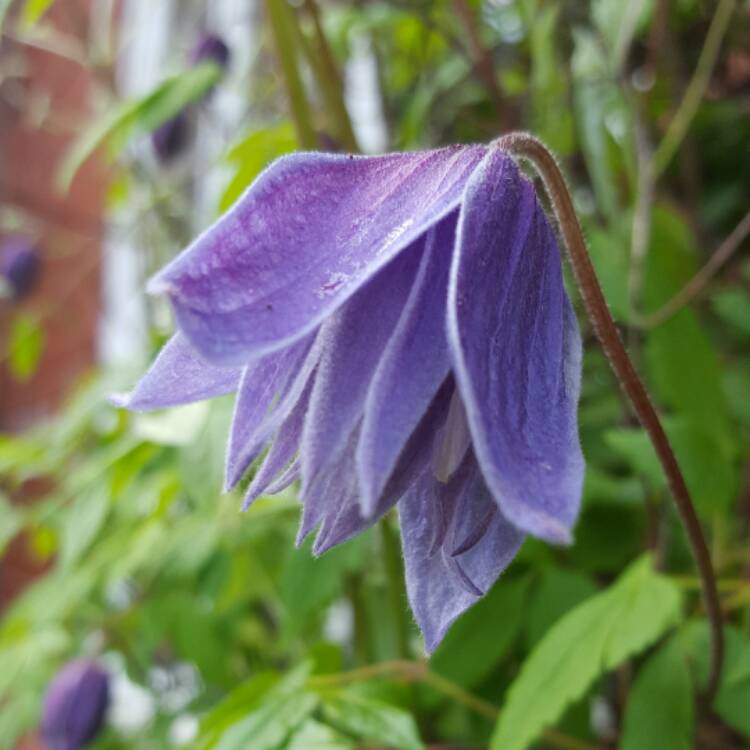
[190,33,231,71]
[116,144,584,649]
[41,659,110,750]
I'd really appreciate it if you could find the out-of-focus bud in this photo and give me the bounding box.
[189,33,231,70]
[151,112,191,163]
[0,236,40,301]
[42,659,110,750]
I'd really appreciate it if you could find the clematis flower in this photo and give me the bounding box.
[151,112,191,163]
[117,144,584,649]
[41,659,110,750]
[189,33,231,71]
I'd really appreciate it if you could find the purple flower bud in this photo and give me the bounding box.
[189,33,230,71]
[1,236,40,301]
[151,113,191,163]
[42,660,110,750]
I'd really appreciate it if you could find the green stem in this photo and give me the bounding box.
[264,0,317,149]
[652,0,735,176]
[380,517,411,659]
[497,131,724,704]
[309,660,596,750]
[299,0,359,152]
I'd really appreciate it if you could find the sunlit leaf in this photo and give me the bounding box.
[57,61,221,191]
[8,314,44,381]
[491,556,682,750]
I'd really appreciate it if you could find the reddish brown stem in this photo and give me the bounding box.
[496,132,724,703]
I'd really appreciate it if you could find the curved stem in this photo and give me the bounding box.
[496,132,724,702]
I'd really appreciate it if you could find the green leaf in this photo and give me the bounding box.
[643,207,731,438]
[197,672,279,748]
[220,122,297,213]
[571,31,620,221]
[58,488,109,569]
[0,493,24,557]
[524,568,597,649]
[591,0,652,72]
[606,417,736,515]
[8,315,45,381]
[676,621,750,737]
[526,4,574,156]
[20,0,55,26]
[284,720,355,750]
[57,61,221,191]
[619,639,694,750]
[712,289,750,336]
[431,575,529,688]
[321,693,423,750]
[490,556,682,750]
[212,665,318,750]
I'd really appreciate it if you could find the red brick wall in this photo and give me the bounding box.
[0,0,109,432]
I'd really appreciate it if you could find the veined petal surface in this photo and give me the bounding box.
[357,214,456,516]
[448,148,584,544]
[149,146,486,365]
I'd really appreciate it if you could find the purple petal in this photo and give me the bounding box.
[111,333,241,412]
[447,148,584,544]
[399,456,524,652]
[297,427,361,548]
[299,241,425,496]
[241,373,314,509]
[149,146,486,365]
[225,334,317,490]
[357,214,456,516]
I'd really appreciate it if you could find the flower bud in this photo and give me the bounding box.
[1,237,40,301]
[189,33,230,71]
[42,660,110,750]
[151,113,191,163]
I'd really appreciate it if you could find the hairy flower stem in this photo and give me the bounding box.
[496,132,724,703]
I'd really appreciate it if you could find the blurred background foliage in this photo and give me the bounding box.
[1,0,749,748]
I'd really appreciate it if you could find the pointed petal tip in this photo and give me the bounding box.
[145,274,174,297]
[108,392,130,409]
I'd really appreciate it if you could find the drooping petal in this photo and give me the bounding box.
[241,372,315,510]
[149,146,486,366]
[398,454,524,653]
[399,455,524,652]
[357,214,456,516]
[111,332,241,412]
[447,147,584,544]
[297,427,361,548]
[299,240,425,494]
[225,334,317,490]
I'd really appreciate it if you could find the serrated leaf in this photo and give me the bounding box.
[431,575,529,688]
[490,556,682,750]
[212,665,317,750]
[322,694,423,750]
[619,639,694,750]
[57,61,221,191]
